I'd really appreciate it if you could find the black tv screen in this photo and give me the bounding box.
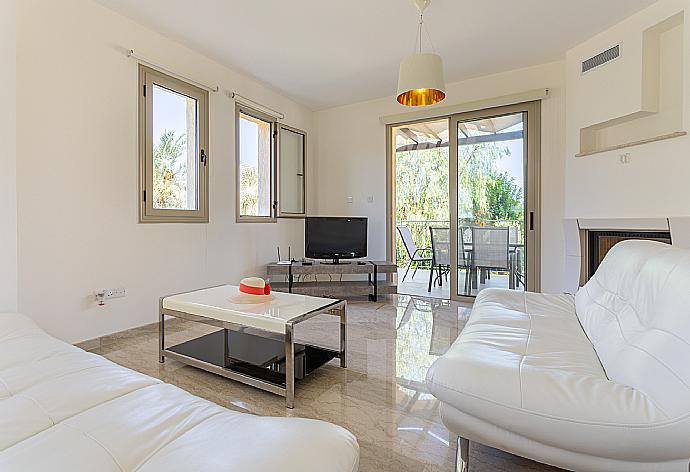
[305,217,367,261]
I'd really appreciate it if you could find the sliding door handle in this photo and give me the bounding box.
[529,211,535,231]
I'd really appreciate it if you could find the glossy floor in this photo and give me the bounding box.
[397,268,524,300]
[91,295,561,472]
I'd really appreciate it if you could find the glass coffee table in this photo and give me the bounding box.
[159,285,346,408]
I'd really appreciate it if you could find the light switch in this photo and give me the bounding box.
[347,196,354,204]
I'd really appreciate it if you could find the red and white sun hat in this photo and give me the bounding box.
[230,277,272,304]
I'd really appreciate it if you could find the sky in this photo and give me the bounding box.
[493,121,524,192]
[239,118,259,167]
[153,84,259,169]
[153,85,189,144]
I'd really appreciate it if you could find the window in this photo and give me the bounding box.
[277,125,307,217]
[139,65,209,223]
[235,104,308,222]
[236,106,276,221]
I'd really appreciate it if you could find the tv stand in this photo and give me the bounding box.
[321,259,345,265]
[267,260,397,301]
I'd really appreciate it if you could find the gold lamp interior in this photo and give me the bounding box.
[396,88,446,107]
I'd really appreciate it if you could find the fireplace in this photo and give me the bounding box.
[563,217,690,294]
[585,230,672,280]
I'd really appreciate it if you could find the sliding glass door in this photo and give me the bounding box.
[391,119,450,299]
[449,102,540,300]
[389,101,540,301]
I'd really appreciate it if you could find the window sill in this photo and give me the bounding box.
[236,216,277,223]
[139,215,209,224]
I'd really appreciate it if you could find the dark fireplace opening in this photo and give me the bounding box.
[587,230,672,279]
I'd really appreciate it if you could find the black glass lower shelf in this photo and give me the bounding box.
[167,330,338,387]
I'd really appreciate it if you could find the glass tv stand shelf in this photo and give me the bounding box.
[267,260,397,301]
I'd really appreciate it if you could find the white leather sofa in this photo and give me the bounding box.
[427,240,690,472]
[0,312,359,471]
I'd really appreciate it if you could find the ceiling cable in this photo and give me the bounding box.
[414,13,424,54]
[418,14,424,53]
[412,10,436,55]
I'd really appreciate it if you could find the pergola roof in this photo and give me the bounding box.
[395,115,523,153]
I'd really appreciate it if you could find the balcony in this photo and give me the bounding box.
[396,219,525,299]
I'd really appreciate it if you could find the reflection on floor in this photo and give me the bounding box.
[398,268,523,299]
[399,268,450,299]
[89,294,562,472]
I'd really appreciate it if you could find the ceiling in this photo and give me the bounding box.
[95,0,657,110]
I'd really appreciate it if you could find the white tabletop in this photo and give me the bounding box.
[162,285,341,334]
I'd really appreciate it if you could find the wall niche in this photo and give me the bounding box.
[578,12,685,157]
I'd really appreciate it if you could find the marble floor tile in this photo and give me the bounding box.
[91,294,563,472]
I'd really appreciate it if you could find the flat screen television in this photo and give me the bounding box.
[305,217,367,263]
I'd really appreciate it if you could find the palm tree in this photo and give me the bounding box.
[153,130,187,209]
[240,166,259,215]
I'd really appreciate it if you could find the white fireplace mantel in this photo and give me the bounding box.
[562,217,690,294]
[576,218,671,231]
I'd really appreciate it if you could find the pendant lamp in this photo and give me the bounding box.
[396,0,446,106]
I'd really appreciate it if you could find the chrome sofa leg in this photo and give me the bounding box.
[454,436,470,472]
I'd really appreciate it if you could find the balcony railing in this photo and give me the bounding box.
[396,219,524,267]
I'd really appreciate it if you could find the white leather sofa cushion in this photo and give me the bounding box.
[0,313,359,472]
[138,407,360,472]
[427,288,664,428]
[426,241,690,470]
[576,240,690,418]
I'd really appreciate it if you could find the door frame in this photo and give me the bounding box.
[386,100,541,302]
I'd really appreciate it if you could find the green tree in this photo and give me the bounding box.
[395,139,524,265]
[153,130,187,209]
[395,147,449,265]
[486,171,523,221]
[457,142,508,221]
[395,147,449,223]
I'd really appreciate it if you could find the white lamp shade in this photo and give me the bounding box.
[396,53,446,106]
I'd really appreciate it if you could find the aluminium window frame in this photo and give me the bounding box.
[276,123,308,218]
[138,64,209,223]
[235,104,278,223]
[385,100,542,302]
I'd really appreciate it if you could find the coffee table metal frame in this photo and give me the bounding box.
[159,286,347,409]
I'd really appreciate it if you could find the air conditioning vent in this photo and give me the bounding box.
[582,45,620,74]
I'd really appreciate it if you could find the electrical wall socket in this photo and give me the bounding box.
[96,288,126,300]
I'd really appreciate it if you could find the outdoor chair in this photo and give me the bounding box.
[397,225,432,282]
[509,226,525,289]
[428,227,451,292]
[509,226,519,246]
[514,246,524,288]
[457,226,473,296]
[471,226,513,290]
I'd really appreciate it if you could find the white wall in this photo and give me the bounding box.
[21,0,679,340]
[313,62,567,294]
[0,0,18,312]
[565,0,690,218]
[16,0,314,343]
